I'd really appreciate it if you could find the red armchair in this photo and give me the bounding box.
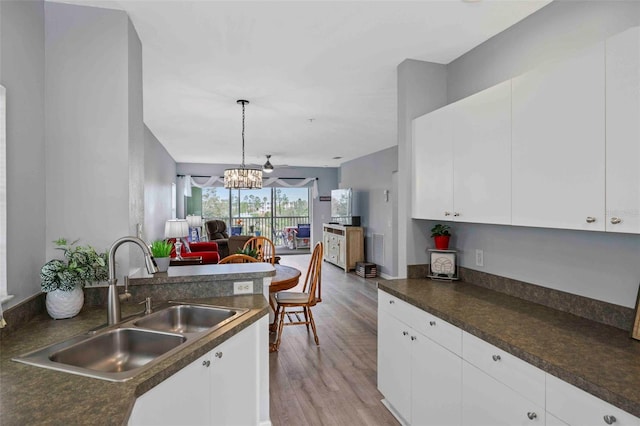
[167,239,220,264]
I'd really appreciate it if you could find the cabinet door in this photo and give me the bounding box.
[129,352,211,425]
[378,308,412,424]
[452,80,512,225]
[210,321,258,426]
[606,26,640,234]
[462,362,544,426]
[512,42,605,231]
[411,332,462,426]
[412,105,454,220]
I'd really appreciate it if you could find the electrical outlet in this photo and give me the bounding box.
[233,281,253,295]
[475,249,484,267]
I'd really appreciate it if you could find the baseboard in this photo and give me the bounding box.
[258,420,272,426]
[380,399,409,426]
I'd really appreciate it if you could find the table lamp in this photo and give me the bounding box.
[186,215,202,242]
[165,219,189,260]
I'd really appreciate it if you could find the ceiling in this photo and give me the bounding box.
[50,0,550,168]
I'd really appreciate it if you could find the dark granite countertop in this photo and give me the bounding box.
[378,279,640,418]
[0,294,269,426]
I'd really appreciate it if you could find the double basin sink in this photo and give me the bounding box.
[13,303,249,382]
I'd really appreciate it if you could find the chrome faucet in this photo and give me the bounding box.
[107,236,159,325]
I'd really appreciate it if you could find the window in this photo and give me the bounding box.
[197,186,310,239]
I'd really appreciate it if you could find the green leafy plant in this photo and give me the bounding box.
[40,238,108,292]
[430,224,451,237]
[150,240,173,258]
[236,246,258,258]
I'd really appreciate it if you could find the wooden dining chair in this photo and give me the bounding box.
[218,254,259,264]
[272,242,323,351]
[243,236,277,265]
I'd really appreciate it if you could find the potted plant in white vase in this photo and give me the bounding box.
[150,240,173,272]
[40,238,108,319]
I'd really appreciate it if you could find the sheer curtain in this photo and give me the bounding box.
[185,175,318,198]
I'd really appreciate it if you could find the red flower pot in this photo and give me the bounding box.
[434,235,450,250]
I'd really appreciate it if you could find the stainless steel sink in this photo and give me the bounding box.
[133,304,247,334]
[50,328,185,372]
[13,302,249,382]
[15,328,186,381]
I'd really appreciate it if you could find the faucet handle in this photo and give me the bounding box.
[139,297,152,315]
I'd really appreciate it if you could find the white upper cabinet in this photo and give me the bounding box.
[412,81,511,224]
[452,80,512,225]
[412,104,454,220]
[512,42,606,231]
[606,26,640,234]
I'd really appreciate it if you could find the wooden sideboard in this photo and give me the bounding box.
[322,223,364,272]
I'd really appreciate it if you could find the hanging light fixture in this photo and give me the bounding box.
[263,154,274,173]
[224,100,263,189]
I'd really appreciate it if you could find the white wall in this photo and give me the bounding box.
[0,0,46,309]
[144,126,177,243]
[402,1,640,307]
[176,163,339,246]
[339,146,397,277]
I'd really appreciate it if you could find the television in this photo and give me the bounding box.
[330,188,361,226]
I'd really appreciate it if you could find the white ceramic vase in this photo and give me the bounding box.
[45,287,84,319]
[155,257,170,273]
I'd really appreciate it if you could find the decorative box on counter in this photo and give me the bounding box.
[428,249,459,281]
[356,262,377,278]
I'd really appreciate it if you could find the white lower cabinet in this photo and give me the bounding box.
[129,318,264,426]
[377,290,640,426]
[462,361,544,426]
[378,290,461,425]
[546,374,640,426]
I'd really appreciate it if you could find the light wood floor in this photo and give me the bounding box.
[269,254,399,426]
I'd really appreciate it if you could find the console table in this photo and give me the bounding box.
[322,223,364,272]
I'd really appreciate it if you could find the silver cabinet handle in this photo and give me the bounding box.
[586,217,596,223]
[429,321,436,326]
[492,354,501,362]
[603,415,617,425]
[453,212,460,217]
[527,412,537,420]
[610,217,622,225]
[202,360,210,367]
[215,352,223,359]
[444,211,451,216]
[402,331,409,336]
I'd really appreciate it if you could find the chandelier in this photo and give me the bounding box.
[224,100,263,189]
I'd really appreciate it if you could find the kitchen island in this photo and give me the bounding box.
[0,263,274,426]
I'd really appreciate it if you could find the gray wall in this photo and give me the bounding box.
[45,2,144,279]
[404,1,640,307]
[397,59,447,278]
[144,126,177,243]
[176,163,339,247]
[339,146,397,277]
[0,0,46,309]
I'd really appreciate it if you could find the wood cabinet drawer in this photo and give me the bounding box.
[378,291,413,326]
[462,331,545,407]
[411,308,462,356]
[546,374,640,426]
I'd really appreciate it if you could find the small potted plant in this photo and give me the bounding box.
[430,224,452,250]
[150,240,173,272]
[40,238,108,319]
